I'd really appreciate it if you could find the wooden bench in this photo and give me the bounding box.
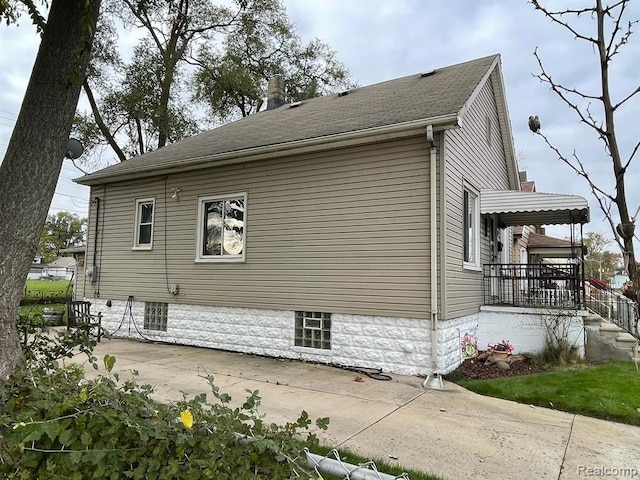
[67,300,103,342]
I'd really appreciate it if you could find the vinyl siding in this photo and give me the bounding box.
[442,74,511,320]
[83,137,433,318]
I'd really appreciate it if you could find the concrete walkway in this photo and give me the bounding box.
[71,338,640,480]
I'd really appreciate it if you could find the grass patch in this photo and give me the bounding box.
[23,279,72,305]
[312,444,442,480]
[452,362,640,425]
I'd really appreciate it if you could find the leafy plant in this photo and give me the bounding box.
[487,339,514,354]
[16,312,99,371]
[0,351,329,479]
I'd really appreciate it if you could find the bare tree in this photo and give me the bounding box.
[530,0,640,302]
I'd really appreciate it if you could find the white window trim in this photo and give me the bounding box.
[132,197,155,250]
[196,192,247,263]
[463,184,480,271]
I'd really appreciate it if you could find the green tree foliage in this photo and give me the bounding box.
[76,0,351,163]
[193,0,351,120]
[582,231,620,281]
[38,212,87,262]
[1,359,329,479]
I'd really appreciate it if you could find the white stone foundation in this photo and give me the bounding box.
[92,299,433,376]
[437,313,480,374]
[478,306,586,357]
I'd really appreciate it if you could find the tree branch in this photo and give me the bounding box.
[624,139,640,171]
[533,49,607,139]
[605,1,637,60]
[529,1,598,43]
[613,85,640,111]
[122,0,166,55]
[537,131,615,201]
[82,80,127,163]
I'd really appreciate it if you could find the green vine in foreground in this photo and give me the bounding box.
[1,352,329,479]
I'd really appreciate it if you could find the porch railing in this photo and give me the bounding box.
[584,281,638,338]
[482,263,581,309]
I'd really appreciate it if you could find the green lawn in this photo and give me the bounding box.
[451,362,640,425]
[23,279,72,304]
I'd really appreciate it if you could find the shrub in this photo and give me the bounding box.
[540,310,582,365]
[2,320,329,479]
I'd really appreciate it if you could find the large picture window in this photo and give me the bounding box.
[133,198,155,250]
[196,194,246,262]
[463,186,479,269]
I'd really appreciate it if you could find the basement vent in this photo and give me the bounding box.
[144,301,168,331]
[420,70,437,78]
[289,101,303,108]
[294,311,331,350]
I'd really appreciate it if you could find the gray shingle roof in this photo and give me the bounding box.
[77,54,499,185]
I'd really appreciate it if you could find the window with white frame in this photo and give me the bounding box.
[196,194,246,261]
[294,311,331,349]
[133,198,155,249]
[463,186,480,268]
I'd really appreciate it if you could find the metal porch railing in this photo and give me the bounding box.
[584,281,638,339]
[482,263,581,309]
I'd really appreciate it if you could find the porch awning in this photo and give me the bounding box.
[480,189,589,226]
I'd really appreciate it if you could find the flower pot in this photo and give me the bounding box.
[492,350,509,360]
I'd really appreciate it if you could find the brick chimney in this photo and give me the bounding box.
[518,171,527,182]
[267,74,286,110]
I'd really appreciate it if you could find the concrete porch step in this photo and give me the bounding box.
[599,322,622,338]
[616,332,638,350]
[584,314,635,362]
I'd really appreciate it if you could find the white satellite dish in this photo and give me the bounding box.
[65,138,84,159]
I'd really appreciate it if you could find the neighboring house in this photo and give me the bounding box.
[526,232,586,262]
[27,251,45,280]
[609,269,629,290]
[511,171,538,265]
[60,246,87,300]
[75,54,590,377]
[42,256,76,281]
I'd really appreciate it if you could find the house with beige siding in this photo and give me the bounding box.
[75,54,590,378]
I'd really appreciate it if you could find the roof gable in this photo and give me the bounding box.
[77,54,501,185]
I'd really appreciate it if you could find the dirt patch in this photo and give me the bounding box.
[453,352,547,380]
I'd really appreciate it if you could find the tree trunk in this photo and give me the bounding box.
[0,0,101,381]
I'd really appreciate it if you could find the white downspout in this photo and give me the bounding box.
[424,124,443,389]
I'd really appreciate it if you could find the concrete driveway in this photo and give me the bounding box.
[72,338,640,480]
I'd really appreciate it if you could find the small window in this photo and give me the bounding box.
[133,198,155,250]
[144,302,168,331]
[196,194,246,262]
[463,185,480,269]
[295,311,331,350]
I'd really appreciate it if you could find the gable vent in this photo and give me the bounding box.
[420,70,437,78]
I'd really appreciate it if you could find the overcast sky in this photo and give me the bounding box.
[1,0,639,243]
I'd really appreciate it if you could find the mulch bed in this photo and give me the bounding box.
[453,353,547,380]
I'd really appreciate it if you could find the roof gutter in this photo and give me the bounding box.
[75,113,460,186]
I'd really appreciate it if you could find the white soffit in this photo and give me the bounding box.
[480,189,590,226]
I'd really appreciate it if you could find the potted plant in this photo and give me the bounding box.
[487,339,514,359]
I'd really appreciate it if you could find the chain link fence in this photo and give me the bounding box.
[290,448,411,480]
